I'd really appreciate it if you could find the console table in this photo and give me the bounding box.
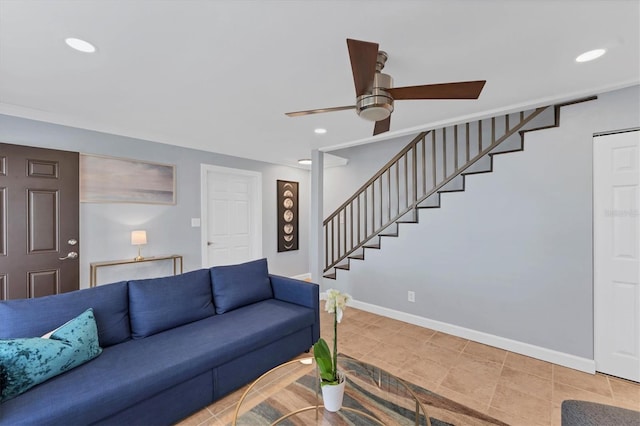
[89,255,183,287]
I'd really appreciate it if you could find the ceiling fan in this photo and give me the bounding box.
[286,38,486,135]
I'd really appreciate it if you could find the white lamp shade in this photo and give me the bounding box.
[131,230,147,245]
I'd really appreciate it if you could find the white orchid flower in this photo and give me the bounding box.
[325,289,352,323]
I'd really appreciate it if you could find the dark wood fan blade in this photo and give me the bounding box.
[285,105,356,117]
[373,116,391,135]
[387,80,486,100]
[347,38,379,97]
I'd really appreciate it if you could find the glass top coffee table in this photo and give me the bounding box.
[232,355,431,425]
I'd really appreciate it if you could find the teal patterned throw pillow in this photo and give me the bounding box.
[0,308,102,402]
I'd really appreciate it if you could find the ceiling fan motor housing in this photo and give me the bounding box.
[356,72,394,121]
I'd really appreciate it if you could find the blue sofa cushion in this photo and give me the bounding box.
[128,269,215,339]
[0,309,102,402]
[210,258,273,314]
[0,281,130,347]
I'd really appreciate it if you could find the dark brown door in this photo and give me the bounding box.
[0,143,80,300]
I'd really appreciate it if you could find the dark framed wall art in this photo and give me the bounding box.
[277,180,299,252]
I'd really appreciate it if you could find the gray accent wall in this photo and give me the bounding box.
[0,115,310,287]
[323,86,640,359]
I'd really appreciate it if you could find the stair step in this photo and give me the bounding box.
[523,105,557,132]
[490,132,523,155]
[378,222,398,237]
[334,263,350,270]
[323,272,337,280]
[462,154,493,175]
[394,209,417,224]
[363,242,381,249]
[379,231,398,237]
[438,175,465,193]
[347,247,365,260]
[417,193,441,209]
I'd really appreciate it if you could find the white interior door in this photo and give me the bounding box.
[594,129,640,382]
[201,165,262,267]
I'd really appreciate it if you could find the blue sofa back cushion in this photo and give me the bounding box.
[210,258,273,314]
[128,269,216,339]
[0,308,102,402]
[0,281,130,347]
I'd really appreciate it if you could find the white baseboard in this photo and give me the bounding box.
[326,295,596,374]
[291,272,312,281]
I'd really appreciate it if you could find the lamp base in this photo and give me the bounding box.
[134,246,144,261]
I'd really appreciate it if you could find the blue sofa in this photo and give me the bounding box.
[0,258,320,425]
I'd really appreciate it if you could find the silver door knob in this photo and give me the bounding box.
[59,251,78,260]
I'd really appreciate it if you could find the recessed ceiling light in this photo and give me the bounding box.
[65,37,96,53]
[314,128,327,134]
[575,48,606,63]
[298,159,312,165]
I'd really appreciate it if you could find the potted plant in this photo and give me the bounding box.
[313,288,352,412]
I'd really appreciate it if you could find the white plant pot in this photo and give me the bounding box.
[321,371,346,412]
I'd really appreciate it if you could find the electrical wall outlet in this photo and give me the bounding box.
[408,291,415,302]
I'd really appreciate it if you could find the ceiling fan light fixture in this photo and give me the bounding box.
[298,159,312,165]
[357,90,394,122]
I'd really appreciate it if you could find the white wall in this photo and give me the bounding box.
[322,86,640,363]
[0,115,310,287]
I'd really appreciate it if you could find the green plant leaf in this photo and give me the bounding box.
[313,338,335,381]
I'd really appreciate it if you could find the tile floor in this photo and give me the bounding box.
[178,305,640,425]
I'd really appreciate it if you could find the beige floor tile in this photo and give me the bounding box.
[552,381,616,407]
[365,340,417,365]
[490,382,552,425]
[429,331,469,352]
[455,352,504,378]
[401,355,451,385]
[398,323,437,341]
[499,365,552,402]
[358,322,389,340]
[418,342,463,368]
[504,352,552,380]
[551,403,562,426]
[384,330,431,353]
[372,315,408,330]
[553,365,613,398]
[436,384,490,414]
[398,370,440,395]
[348,308,380,323]
[487,406,550,426]
[440,367,499,406]
[199,416,228,426]
[609,376,640,407]
[463,341,507,364]
[207,386,245,414]
[175,408,215,426]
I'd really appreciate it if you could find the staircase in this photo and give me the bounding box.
[323,97,595,279]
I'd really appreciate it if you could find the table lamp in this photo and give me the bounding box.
[131,230,147,261]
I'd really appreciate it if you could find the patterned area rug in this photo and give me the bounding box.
[231,357,508,425]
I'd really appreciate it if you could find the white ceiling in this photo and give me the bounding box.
[0,0,638,168]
